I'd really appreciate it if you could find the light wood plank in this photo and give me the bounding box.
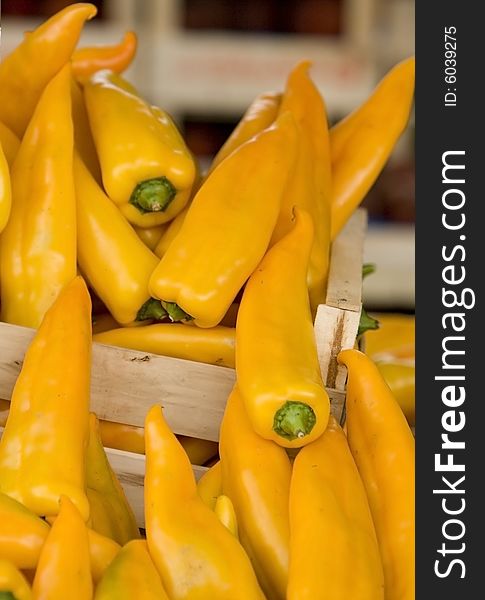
[326,208,367,313]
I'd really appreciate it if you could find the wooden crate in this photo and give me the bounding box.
[0,209,367,527]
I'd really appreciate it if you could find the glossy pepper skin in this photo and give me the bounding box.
[149,112,297,328]
[220,387,291,599]
[74,153,160,325]
[71,77,102,184]
[288,416,384,600]
[94,323,236,368]
[0,145,11,234]
[86,414,140,545]
[209,91,281,172]
[73,31,138,82]
[365,313,415,362]
[94,540,169,600]
[32,497,92,600]
[197,462,223,510]
[330,57,415,240]
[0,3,97,137]
[0,560,32,600]
[0,277,91,520]
[84,70,196,227]
[0,64,77,328]
[214,496,238,538]
[377,362,415,426]
[0,493,50,570]
[144,405,265,599]
[236,208,330,447]
[153,204,190,259]
[0,123,20,167]
[338,350,415,600]
[272,61,332,311]
[134,225,167,251]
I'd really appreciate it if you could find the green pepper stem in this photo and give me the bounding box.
[130,177,176,214]
[273,401,316,441]
[358,307,380,337]
[136,298,168,321]
[161,301,193,323]
[0,592,16,600]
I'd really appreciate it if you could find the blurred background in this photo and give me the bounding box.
[1,0,415,312]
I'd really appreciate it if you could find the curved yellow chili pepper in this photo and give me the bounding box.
[209,91,281,172]
[134,225,167,251]
[86,414,140,545]
[74,153,160,325]
[0,493,50,570]
[149,111,297,327]
[84,70,196,227]
[0,3,97,136]
[45,516,121,584]
[0,560,32,600]
[0,145,11,234]
[32,496,92,599]
[338,349,415,600]
[94,323,236,367]
[330,57,415,240]
[273,61,332,311]
[0,64,76,328]
[0,277,91,520]
[377,362,415,426]
[220,387,291,599]
[0,123,20,167]
[153,204,190,259]
[94,540,169,600]
[288,415,384,599]
[144,405,265,599]
[73,31,138,82]
[236,208,330,447]
[197,461,222,510]
[214,495,238,538]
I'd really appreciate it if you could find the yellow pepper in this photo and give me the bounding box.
[134,225,167,251]
[197,461,222,510]
[71,77,102,184]
[0,277,91,520]
[45,516,121,584]
[209,91,281,172]
[288,415,384,599]
[144,405,265,599]
[0,401,8,428]
[236,208,330,447]
[149,111,297,327]
[0,144,11,234]
[0,64,77,328]
[32,496,92,600]
[86,414,140,545]
[94,323,236,368]
[73,31,138,83]
[377,362,415,427]
[84,70,196,227]
[214,496,238,538]
[0,123,20,167]
[153,204,190,259]
[338,349,415,600]
[0,3,97,137]
[92,313,120,335]
[87,529,121,584]
[0,493,50,570]
[272,61,332,311]
[365,313,415,362]
[0,560,32,600]
[220,387,291,599]
[74,153,160,325]
[330,57,415,240]
[94,540,169,600]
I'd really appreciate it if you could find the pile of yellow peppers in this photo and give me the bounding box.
[0,3,416,598]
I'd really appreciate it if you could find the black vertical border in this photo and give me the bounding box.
[416,2,483,596]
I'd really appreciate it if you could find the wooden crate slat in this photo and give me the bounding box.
[325,209,367,313]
